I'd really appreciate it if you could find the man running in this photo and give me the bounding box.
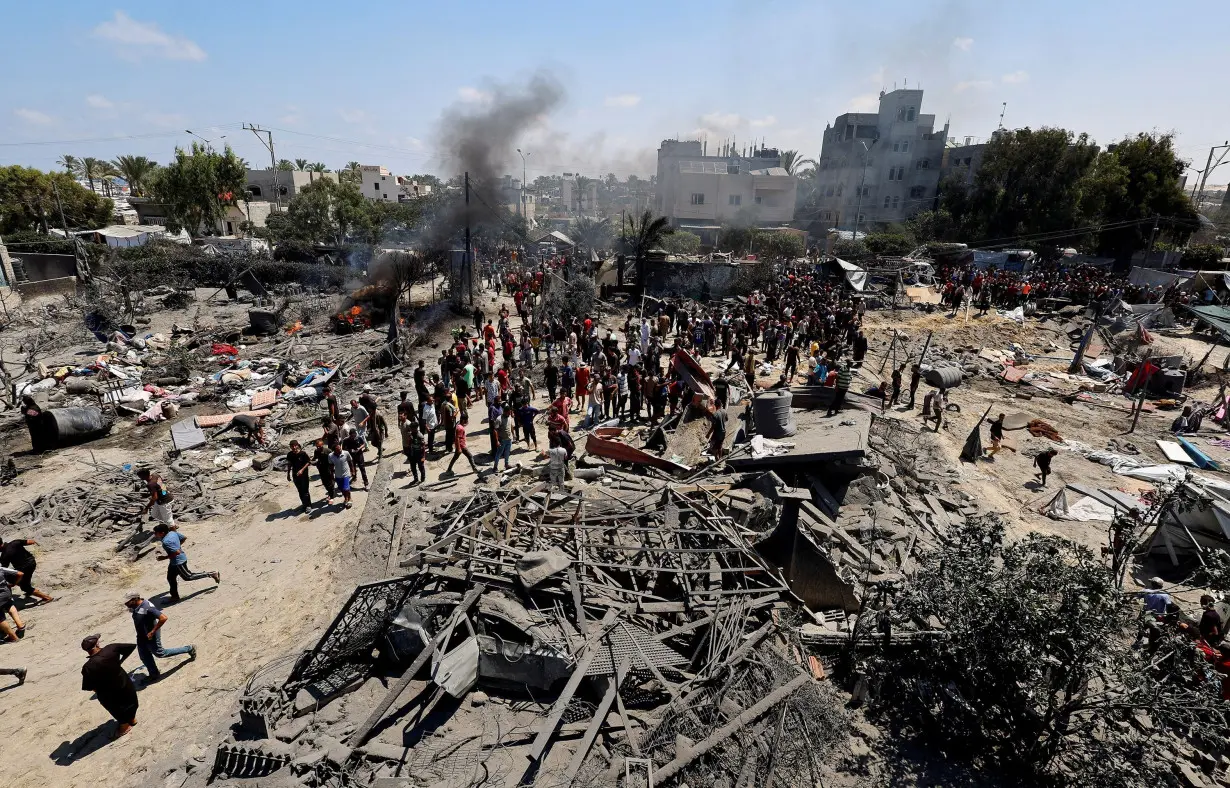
[0,536,53,604]
[446,413,479,476]
[153,523,220,604]
[81,634,139,739]
[124,591,195,682]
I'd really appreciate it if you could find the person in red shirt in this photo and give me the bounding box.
[583,317,592,336]
[483,321,496,341]
[575,364,590,405]
[445,413,478,475]
[550,399,571,431]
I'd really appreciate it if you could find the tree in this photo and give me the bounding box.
[718,224,756,256]
[1094,133,1199,259]
[294,158,309,171]
[870,517,1221,787]
[572,216,612,257]
[756,231,805,262]
[152,143,247,236]
[308,162,329,173]
[624,210,673,289]
[79,157,114,194]
[780,150,816,177]
[266,177,379,247]
[0,166,112,234]
[661,231,701,256]
[1183,243,1226,268]
[904,209,956,244]
[863,230,916,256]
[58,154,80,176]
[110,155,159,198]
[276,159,295,171]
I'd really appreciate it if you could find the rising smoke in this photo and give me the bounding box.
[422,71,566,251]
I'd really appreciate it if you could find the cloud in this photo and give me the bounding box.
[604,94,641,108]
[144,112,186,128]
[1002,70,1030,84]
[86,94,114,110]
[457,86,492,104]
[92,11,207,62]
[339,109,370,124]
[848,93,880,112]
[279,105,302,125]
[952,37,974,51]
[699,112,742,131]
[750,115,777,128]
[14,108,53,125]
[868,67,886,86]
[954,80,993,93]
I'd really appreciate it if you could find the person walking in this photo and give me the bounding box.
[342,428,370,489]
[136,468,175,527]
[285,440,313,510]
[890,364,904,407]
[0,536,54,604]
[446,413,479,476]
[124,591,195,683]
[419,394,438,454]
[1033,447,1058,487]
[907,364,922,409]
[312,439,336,502]
[80,634,139,740]
[153,523,220,604]
[987,413,1006,457]
[491,406,514,473]
[328,443,356,509]
[403,416,427,485]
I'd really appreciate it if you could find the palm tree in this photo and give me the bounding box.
[78,157,114,194]
[294,158,309,171]
[276,159,295,171]
[309,162,328,173]
[572,216,612,258]
[780,149,816,176]
[111,155,159,198]
[58,154,81,176]
[624,210,673,289]
[339,161,362,184]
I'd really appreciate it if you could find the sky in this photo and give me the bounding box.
[1,1,1226,188]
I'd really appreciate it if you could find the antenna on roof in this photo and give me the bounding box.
[998,102,1007,130]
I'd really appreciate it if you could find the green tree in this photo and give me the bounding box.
[871,517,1220,787]
[755,231,805,261]
[78,156,114,194]
[1183,243,1226,268]
[779,149,816,176]
[0,166,112,234]
[293,158,309,171]
[717,224,756,255]
[863,230,916,256]
[266,177,379,247]
[904,209,956,244]
[661,230,701,256]
[339,161,363,185]
[57,154,80,176]
[276,159,295,171]
[624,210,673,288]
[152,143,247,236]
[110,155,159,198]
[1094,133,1199,259]
[572,216,612,257]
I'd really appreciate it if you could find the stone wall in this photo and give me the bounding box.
[643,260,767,300]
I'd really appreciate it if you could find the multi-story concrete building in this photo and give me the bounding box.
[360,165,399,203]
[810,89,948,229]
[654,141,796,235]
[244,169,337,203]
[940,133,999,187]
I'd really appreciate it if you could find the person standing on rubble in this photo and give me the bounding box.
[343,428,370,489]
[285,440,313,510]
[153,523,220,603]
[414,361,429,407]
[124,591,195,682]
[1200,595,1225,646]
[403,415,427,484]
[0,536,54,604]
[491,403,514,473]
[312,439,336,501]
[446,413,479,476]
[322,384,340,424]
[544,360,559,403]
[547,432,569,488]
[890,364,904,407]
[80,634,138,740]
[826,361,852,417]
[349,398,370,445]
[707,402,728,460]
[1033,447,1058,487]
[987,413,1006,456]
[136,469,175,527]
[907,364,922,409]
[419,393,438,454]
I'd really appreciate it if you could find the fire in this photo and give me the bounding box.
[286,321,303,335]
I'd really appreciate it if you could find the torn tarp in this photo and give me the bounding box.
[582,433,691,474]
[671,349,715,400]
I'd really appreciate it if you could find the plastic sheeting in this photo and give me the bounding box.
[1043,488,1116,522]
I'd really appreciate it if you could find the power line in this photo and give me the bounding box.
[0,124,245,148]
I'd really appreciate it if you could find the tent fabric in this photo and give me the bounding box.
[1043,487,1117,522]
[1187,305,1230,342]
[1129,267,1189,290]
[831,258,867,291]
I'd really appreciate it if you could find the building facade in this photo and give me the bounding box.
[654,140,797,231]
[360,165,399,203]
[244,169,337,202]
[810,89,948,229]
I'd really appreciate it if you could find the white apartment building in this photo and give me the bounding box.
[361,165,398,203]
[810,89,948,229]
[654,140,797,235]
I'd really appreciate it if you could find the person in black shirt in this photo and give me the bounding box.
[987,413,1006,456]
[890,364,904,407]
[343,429,369,488]
[80,634,138,739]
[544,362,559,403]
[285,441,313,510]
[1200,595,1224,646]
[311,439,336,502]
[0,536,53,603]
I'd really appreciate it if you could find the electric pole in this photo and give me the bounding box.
[1192,141,1230,211]
[244,124,280,210]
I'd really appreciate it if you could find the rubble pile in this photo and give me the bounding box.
[208,479,847,787]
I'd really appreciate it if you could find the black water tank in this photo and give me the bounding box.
[752,389,797,438]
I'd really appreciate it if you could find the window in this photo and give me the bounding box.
[836,185,843,197]
[690,193,705,205]
[922,158,930,169]
[862,186,870,197]
[825,187,835,197]
[892,142,900,152]
[374,183,380,191]
[907,107,916,121]
[383,194,388,199]
[755,195,763,205]
[910,186,926,198]
[248,186,262,197]
[901,140,909,152]
[728,194,741,206]
[857,213,865,223]
[884,196,891,208]
[892,196,900,209]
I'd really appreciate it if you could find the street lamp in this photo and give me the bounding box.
[185,130,224,152]
[516,148,531,217]
[851,141,870,243]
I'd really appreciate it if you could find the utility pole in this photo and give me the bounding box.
[464,171,473,306]
[1192,141,1230,210]
[1142,215,1160,266]
[851,142,869,243]
[516,149,530,218]
[244,124,280,210]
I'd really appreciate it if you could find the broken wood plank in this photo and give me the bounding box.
[564,652,633,785]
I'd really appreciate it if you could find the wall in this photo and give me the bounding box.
[360,166,399,203]
[13,252,77,281]
[244,170,338,202]
[17,276,77,298]
[643,259,768,300]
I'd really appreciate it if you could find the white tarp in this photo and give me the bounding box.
[833,258,866,291]
[1043,488,1116,522]
[1129,267,1189,290]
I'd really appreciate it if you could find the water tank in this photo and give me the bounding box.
[27,407,114,453]
[924,366,964,389]
[752,390,797,438]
